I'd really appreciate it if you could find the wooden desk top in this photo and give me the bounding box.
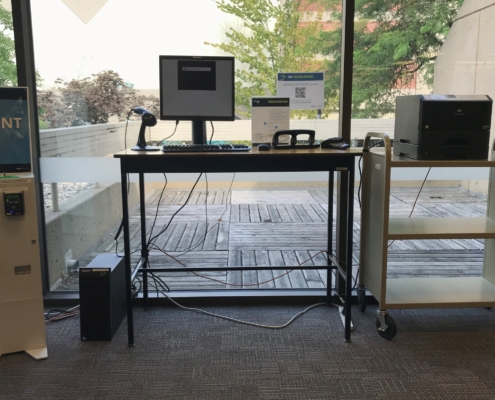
[114,147,363,158]
[113,147,362,174]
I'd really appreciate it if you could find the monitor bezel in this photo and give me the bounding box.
[159,55,235,122]
[0,87,32,174]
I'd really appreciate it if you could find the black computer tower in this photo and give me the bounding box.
[79,253,126,341]
[394,94,492,160]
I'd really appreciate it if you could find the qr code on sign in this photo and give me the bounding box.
[295,87,306,98]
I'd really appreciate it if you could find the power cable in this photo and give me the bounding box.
[145,276,335,330]
[158,120,179,144]
[147,173,168,248]
[209,121,215,144]
[387,166,431,249]
[147,246,326,288]
[45,305,80,322]
[174,173,236,256]
[114,173,132,257]
[147,173,204,246]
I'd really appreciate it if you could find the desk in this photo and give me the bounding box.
[114,147,361,344]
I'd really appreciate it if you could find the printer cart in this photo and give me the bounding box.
[359,132,495,340]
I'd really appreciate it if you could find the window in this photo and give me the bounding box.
[25,0,486,295]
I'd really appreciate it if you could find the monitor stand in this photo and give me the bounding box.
[192,120,207,145]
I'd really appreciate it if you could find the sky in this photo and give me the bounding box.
[29,0,240,89]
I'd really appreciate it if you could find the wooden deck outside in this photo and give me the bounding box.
[82,186,487,292]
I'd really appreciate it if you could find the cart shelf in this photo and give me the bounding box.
[359,132,495,339]
[388,217,495,239]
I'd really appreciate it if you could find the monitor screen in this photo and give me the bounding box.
[159,55,235,144]
[0,87,31,173]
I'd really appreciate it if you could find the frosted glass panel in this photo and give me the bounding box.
[40,157,489,183]
[40,157,120,183]
[39,157,330,182]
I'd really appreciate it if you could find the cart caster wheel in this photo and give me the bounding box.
[376,315,397,340]
[357,285,366,312]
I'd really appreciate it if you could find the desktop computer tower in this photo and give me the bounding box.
[79,253,126,341]
[393,94,492,160]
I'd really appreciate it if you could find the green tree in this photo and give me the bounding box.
[130,93,160,117]
[0,4,17,86]
[38,70,159,128]
[205,0,327,118]
[320,0,464,118]
[208,0,464,118]
[1,5,47,127]
[37,88,75,128]
[55,70,136,125]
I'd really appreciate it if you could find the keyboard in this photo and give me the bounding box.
[162,144,251,152]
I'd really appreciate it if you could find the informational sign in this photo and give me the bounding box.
[0,87,32,173]
[251,97,290,144]
[277,72,324,110]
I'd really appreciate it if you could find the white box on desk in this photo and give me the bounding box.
[251,97,290,144]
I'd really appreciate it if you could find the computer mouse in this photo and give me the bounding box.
[258,144,270,151]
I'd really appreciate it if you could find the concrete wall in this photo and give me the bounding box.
[434,0,495,195]
[434,0,495,136]
[41,121,141,158]
[40,123,143,288]
[44,183,139,288]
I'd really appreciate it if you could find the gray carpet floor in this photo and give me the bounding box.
[2,303,495,399]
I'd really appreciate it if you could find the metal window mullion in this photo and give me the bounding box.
[11,0,50,294]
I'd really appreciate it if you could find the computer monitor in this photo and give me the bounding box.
[159,55,235,145]
[0,87,31,174]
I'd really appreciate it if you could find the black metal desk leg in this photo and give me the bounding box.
[327,170,334,303]
[139,173,149,309]
[344,167,355,342]
[121,171,134,346]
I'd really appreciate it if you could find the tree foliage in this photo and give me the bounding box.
[208,0,464,118]
[0,4,17,87]
[37,89,74,129]
[56,70,135,125]
[320,0,464,117]
[205,0,327,118]
[0,5,158,129]
[38,70,159,128]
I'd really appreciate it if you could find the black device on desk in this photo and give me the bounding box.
[393,94,492,160]
[321,137,350,150]
[271,129,320,149]
[130,107,160,151]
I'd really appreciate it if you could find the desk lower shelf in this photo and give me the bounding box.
[384,277,495,309]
